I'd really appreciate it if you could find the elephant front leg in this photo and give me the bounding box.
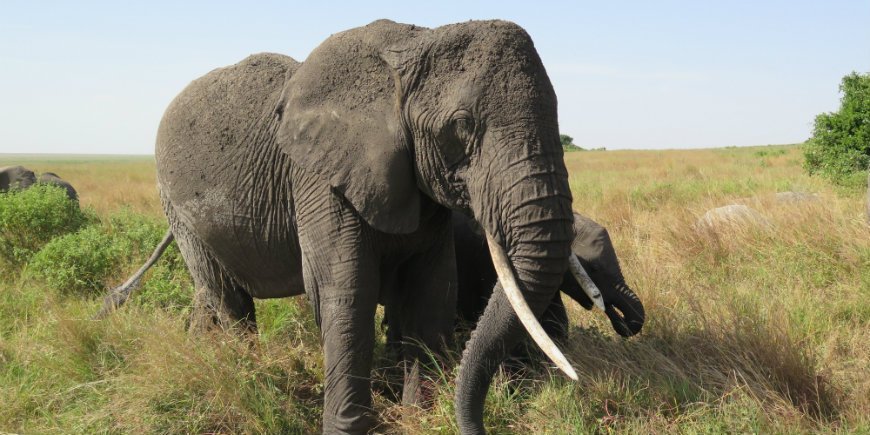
[302,249,380,433]
[319,290,378,433]
[395,233,457,407]
[294,179,382,433]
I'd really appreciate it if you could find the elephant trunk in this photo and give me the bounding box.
[604,280,645,337]
[455,167,574,434]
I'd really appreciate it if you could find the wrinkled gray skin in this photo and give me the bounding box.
[449,212,644,338]
[152,20,572,434]
[0,166,78,201]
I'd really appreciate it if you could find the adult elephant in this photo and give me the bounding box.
[0,166,36,192]
[118,20,577,433]
[451,212,644,338]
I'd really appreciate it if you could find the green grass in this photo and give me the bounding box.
[0,145,868,433]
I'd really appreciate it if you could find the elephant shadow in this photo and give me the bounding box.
[553,318,839,421]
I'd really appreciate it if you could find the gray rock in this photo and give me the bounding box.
[775,191,819,204]
[695,204,771,232]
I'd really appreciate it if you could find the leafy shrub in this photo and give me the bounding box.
[29,225,121,295]
[29,209,192,306]
[135,260,192,312]
[105,209,170,264]
[105,210,192,309]
[803,72,870,186]
[0,184,92,266]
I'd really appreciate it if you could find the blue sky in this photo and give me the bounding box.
[1,0,868,154]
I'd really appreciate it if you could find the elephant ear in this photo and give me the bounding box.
[276,26,422,234]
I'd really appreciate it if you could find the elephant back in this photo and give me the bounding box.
[37,172,78,201]
[155,53,304,299]
[156,53,300,212]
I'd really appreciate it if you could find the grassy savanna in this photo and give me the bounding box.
[1,145,868,433]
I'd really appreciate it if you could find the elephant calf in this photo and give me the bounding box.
[383,211,644,353]
[451,212,644,339]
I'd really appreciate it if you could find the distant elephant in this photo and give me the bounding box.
[0,166,36,192]
[451,212,644,338]
[105,20,581,433]
[38,172,78,201]
[0,166,78,202]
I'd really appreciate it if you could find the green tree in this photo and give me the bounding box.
[560,134,584,152]
[803,72,870,186]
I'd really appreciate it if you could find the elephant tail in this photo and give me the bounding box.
[94,230,175,319]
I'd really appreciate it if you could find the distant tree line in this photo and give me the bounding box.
[560,134,605,152]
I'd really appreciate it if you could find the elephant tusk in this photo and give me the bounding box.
[485,233,578,381]
[568,254,606,312]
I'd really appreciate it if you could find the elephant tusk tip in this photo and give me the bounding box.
[592,295,606,312]
[563,364,579,381]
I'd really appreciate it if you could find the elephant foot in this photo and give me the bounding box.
[188,305,258,335]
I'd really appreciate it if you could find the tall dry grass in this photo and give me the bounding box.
[1,145,867,433]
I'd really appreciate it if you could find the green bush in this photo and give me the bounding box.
[0,184,92,266]
[560,133,585,152]
[804,72,870,186]
[105,209,170,264]
[105,210,192,309]
[29,225,121,295]
[29,209,192,306]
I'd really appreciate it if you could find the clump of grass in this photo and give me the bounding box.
[0,184,92,267]
[101,311,323,434]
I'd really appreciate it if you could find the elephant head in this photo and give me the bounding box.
[276,20,574,433]
[564,213,645,337]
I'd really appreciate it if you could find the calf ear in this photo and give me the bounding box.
[276,30,422,234]
[572,213,622,276]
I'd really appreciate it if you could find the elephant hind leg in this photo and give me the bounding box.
[170,219,257,334]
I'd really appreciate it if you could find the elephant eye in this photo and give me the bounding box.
[452,111,475,144]
[437,110,476,168]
